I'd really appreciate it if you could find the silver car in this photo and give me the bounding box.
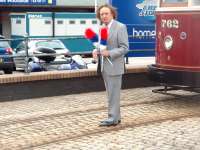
[13,39,70,70]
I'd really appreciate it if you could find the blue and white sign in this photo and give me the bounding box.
[111,0,157,56]
[0,0,56,5]
[136,0,157,21]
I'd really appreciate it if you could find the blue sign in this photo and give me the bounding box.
[111,0,157,56]
[0,0,56,5]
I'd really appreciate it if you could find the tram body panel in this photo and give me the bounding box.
[156,11,200,71]
[148,0,200,86]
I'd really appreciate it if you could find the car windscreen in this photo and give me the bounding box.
[0,41,10,48]
[36,41,65,50]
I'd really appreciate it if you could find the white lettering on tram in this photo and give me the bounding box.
[161,19,179,29]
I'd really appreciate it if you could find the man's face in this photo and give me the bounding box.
[99,7,113,25]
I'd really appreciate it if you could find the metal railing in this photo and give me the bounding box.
[0,36,154,74]
[0,36,96,73]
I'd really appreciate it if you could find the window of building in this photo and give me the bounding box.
[57,20,63,24]
[69,20,75,24]
[45,20,51,25]
[92,20,97,24]
[80,20,86,24]
[16,19,21,24]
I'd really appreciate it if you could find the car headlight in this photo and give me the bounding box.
[164,35,173,50]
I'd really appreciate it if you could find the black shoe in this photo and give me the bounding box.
[99,119,121,126]
[100,119,121,123]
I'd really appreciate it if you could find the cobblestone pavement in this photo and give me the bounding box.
[0,87,200,150]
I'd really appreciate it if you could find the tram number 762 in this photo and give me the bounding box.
[161,19,179,29]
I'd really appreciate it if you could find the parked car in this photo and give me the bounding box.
[0,35,15,74]
[13,39,70,70]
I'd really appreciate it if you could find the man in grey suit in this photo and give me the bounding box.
[93,4,129,126]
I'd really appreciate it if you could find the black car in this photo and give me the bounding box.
[0,36,15,74]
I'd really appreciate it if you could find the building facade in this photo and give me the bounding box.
[0,0,107,38]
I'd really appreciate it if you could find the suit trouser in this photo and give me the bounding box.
[102,71,122,121]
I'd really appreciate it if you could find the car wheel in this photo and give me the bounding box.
[27,62,33,73]
[4,68,13,74]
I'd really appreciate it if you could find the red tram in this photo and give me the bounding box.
[148,0,200,88]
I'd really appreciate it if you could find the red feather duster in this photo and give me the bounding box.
[84,28,98,43]
[100,27,108,45]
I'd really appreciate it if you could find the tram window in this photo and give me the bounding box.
[163,0,187,3]
[161,0,188,7]
[191,0,200,6]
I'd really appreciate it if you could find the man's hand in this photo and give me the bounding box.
[100,49,110,57]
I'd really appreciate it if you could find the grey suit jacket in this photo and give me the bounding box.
[103,20,129,76]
